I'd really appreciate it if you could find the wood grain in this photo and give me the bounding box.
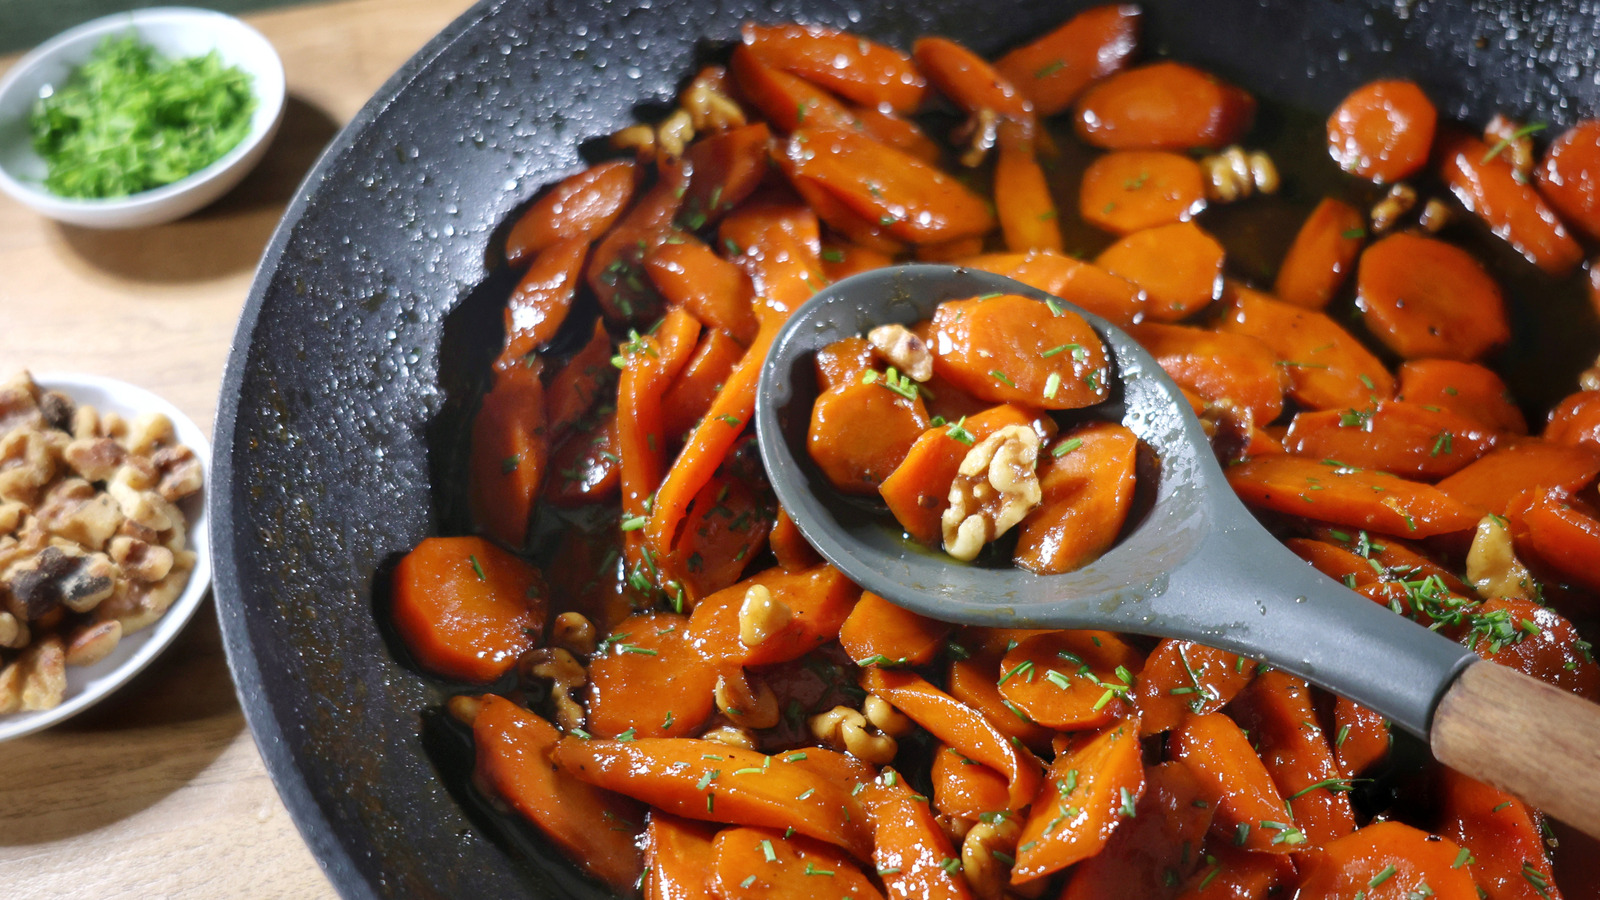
[1431,660,1600,840]
[0,0,475,893]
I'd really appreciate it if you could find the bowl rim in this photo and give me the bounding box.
[0,371,214,743]
[0,5,287,215]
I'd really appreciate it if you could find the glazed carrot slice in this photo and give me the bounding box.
[931,294,1111,410]
[504,159,637,264]
[1329,701,1391,777]
[1226,455,1480,537]
[1133,640,1257,737]
[501,237,588,360]
[850,105,944,164]
[728,44,862,135]
[932,744,1012,819]
[1169,712,1299,854]
[864,667,1043,811]
[662,328,747,441]
[914,36,1034,124]
[671,471,773,602]
[642,813,718,900]
[1287,537,1380,588]
[544,524,634,632]
[1219,282,1394,411]
[995,4,1142,116]
[997,630,1143,730]
[1538,118,1600,241]
[808,380,930,494]
[1436,768,1561,900]
[1273,198,1366,309]
[742,23,925,114]
[782,169,909,257]
[781,129,996,244]
[1015,423,1139,574]
[469,363,547,547]
[769,507,822,571]
[839,591,951,668]
[1396,359,1527,435]
[545,417,620,507]
[1282,400,1500,481]
[1129,322,1286,424]
[1073,61,1255,151]
[1294,821,1477,900]
[1079,150,1207,236]
[1227,671,1356,847]
[617,308,701,570]
[1176,843,1297,900]
[1058,760,1214,900]
[1546,390,1600,449]
[711,826,885,899]
[1435,440,1600,516]
[880,404,1040,543]
[391,537,544,682]
[948,649,1058,753]
[1466,591,1600,699]
[995,137,1064,253]
[687,564,860,668]
[646,236,758,345]
[1096,221,1223,322]
[1325,79,1436,183]
[552,737,872,859]
[821,242,896,283]
[587,159,688,324]
[545,319,614,438]
[719,198,827,317]
[585,611,720,738]
[815,335,875,392]
[473,697,645,890]
[681,122,773,232]
[962,251,1147,326]
[1440,131,1584,276]
[1356,232,1509,361]
[1012,717,1145,884]
[862,774,975,900]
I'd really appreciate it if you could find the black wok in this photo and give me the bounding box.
[213,1,1600,897]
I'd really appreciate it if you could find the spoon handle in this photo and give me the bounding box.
[1431,661,1600,840]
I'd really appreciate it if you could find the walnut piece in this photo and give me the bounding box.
[1466,514,1536,601]
[4,545,118,619]
[941,425,1043,562]
[867,323,935,382]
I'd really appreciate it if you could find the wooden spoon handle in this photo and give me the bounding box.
[1431,660,1600,839]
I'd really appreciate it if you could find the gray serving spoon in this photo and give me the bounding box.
[754,263,1600,838]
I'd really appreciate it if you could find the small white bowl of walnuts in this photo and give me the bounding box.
[0,370,209,741]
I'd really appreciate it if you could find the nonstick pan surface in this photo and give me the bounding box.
[213,1,1600,897]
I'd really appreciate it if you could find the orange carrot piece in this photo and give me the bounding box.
[1219,282,1394,411]
[1228,671,1356,847]
[808,379,930,494]
[1058,760,1214,900]
[672,471,772,602]
[1133,640,1257,737]
[1012,717,1145,884]
[728,44,861,135]
[1015,422,1139,574]
[864,667,1043,811]
[1545,390,1600,450]
[783,168,909,257]
[1436,440,1600,516]
[391,537,544,683]
[468,363,547,547]
[687,564,860,667]
[1514,488,1600,594]
[839,591,952,668]
[1437,768,1561,900]
[1325,79,1436,183]
[473,697,645,890]
[586,159,688,324]
[642,813,719,900]
[932,744,1012,820]
[711,826,885,899]
[1332,697,1391,780]
[1466,592,1600,699]
[1282,400,1500,481]
[719,199,827,317]
[815,335,875,392]
[1096,221,1223,322]
[1170,712,1298,854]
[742,23,925,114]
[645,237,757,345]
[501,237,589,360]
[1227,455,1480,537]
[998,630,1143,730]
[1440,131,1584,276]
[1079,149,1207,236]
[962,250,1147,326]
[995,4,1142,116]
[1538,118,1600,242]
[780,129,996,244]
[1287,537,1381,588]
[617,308,701,570]
[552,737,872,859]
[545,417,620,507]
[681,122,773,232]
[1073,61,1255,151]
[585,612,719,738]
[1396,359,1527,435]
[1294,821,1478,900]
[1130,322,1286,425]
[821,242,896,282]
[880,403,1041,543]
[995,136,1064,253]
[931,293,1111,410]
[1273,198,1366,309]
[1356,232,1509,361]
[505,159,637,264]
[863,775,975,900]
[948,649,1059,754]
[1176,843,1297,900]
[770,506,822,571]
[851,105,944,164]
[545,320,614,438]
[914,36,1034,124]
[662,328,746,441]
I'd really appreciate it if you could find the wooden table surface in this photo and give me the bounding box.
[0,0,476,893]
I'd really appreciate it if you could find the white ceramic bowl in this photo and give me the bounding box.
[0,7,286,228]
[0,373,212,742]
